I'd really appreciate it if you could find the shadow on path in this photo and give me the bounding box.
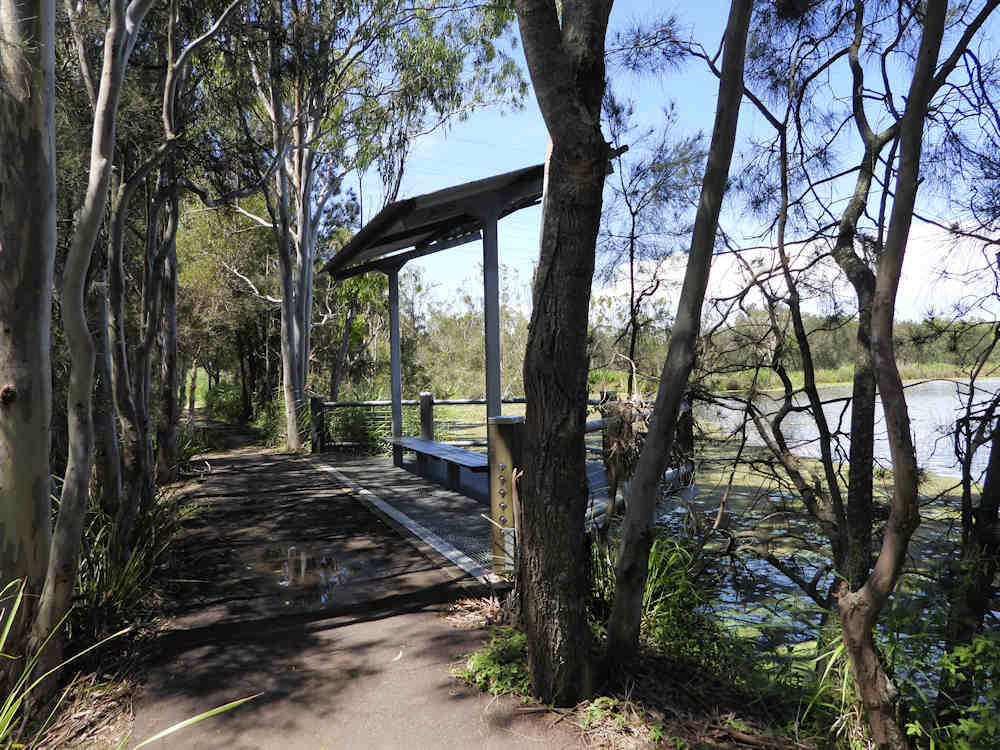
[132,438,582,749]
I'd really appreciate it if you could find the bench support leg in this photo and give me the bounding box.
[416,452,428,476]
[446,462,460,491]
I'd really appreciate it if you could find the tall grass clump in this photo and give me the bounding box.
[71,489,197,641]
[0,580,128,748]
[175,421,212,470]
[589,532,742,672]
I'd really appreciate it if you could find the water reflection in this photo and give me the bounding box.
[696,378,1000,480]
[259,545,357,605]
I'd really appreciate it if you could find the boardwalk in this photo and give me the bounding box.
[320,454,613,580]
[130,447,582,749]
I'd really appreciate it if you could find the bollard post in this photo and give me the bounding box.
[417,392,434,475]
[310,396,327,453]
[488,416,523,575]
[419,392,434,440]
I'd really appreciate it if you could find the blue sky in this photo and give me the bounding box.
[348,1,999,323]
[350,1,730,304]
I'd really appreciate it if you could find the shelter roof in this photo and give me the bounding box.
[321,163,544,280]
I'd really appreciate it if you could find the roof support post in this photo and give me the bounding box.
[388,265,403,467]
[482,209,502,421]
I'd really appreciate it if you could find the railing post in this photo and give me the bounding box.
[419,392,434,440]
[388,266,403,467]
[488,416,523,576]
[416,392,434,475]
[310,396,327,454]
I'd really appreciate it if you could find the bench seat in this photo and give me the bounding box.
[387,436,487,491]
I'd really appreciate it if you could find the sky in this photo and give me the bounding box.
[347,1,1000,324]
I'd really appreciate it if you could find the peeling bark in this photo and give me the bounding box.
[0,0,57,683]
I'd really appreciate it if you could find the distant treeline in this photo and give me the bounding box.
[587,311,999,396]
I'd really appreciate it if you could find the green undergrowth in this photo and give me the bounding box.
[455,532,821,748]
[71,487,200,642]
[203,381,245,424]
[453,626,532,699]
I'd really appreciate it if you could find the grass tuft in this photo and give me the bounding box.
[453,626,533,699]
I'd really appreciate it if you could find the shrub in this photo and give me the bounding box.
[453,626,533,698]
[324,403,426,454]
[904,635,1000,750]
[253,398,286,448]
[203,382,244,423]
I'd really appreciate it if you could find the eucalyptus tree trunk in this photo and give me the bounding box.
[108,175,151,560]
[264,0,305,450]
[605,0,753,666]
[188,362,198,415]
[32,0,158,669]
[156,202,180,482]
[106,144,169,557]
[110,179,170,558]
[106,0,242,549]
[292,128,318,395]
[513,0,612,706]
[177,356,190,424]
[0,0,57,676]
[330,304,357,399]
[135,187,178,511]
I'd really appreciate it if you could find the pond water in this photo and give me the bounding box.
[696,378,1000,481]
[645,378,1000,658]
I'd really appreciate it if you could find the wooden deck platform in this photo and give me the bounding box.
[314,453,614,581]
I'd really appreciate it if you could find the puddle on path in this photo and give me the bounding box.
[247,544,377,606]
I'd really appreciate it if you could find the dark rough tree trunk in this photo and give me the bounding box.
[0,0,57,684]
[605,0,753,666]
[108,155,163,561]
[112,179,171,560]
[937,424,1000,721]
[92,283,124,516]
[833,3,951,746]
[513,0,613,706]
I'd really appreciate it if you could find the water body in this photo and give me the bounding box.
[697,378,1000,482]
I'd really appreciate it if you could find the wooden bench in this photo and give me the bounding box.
[388,436,488,492]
